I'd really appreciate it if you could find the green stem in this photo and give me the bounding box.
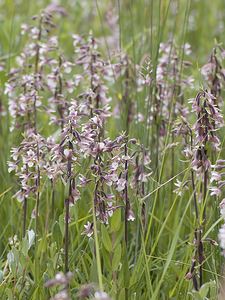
[92,188,103,291]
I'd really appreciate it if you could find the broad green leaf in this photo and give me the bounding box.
[28,230,35,249]
[112,243,122,271]
[102,247,112,272]
[59,214,65,236]
[101,225,112,252]
[110,209,121,232]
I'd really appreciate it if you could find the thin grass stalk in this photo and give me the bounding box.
[35,144,40,244]
[124,142,129,246]
[191,170,199,222]
[51,179,55,219]
[93,180,103,291]
[55,55,64,130]
[23,198,27,238]
[23,163,29,238]
[203,170,208,223]
[145,82,175,247]
[34,17,42,244]
[64,140,73,272]
[197,168,208,287]
[170,61,178,194]
[65,196,70,273]
[34,16,42,75]
[189,129,199,220]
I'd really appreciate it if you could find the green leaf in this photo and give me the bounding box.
[21,238,29,256]
[59,214,65,236]
[121,248,130,288]
[0,270,3,283]
[52,221,62,245]
[90,259,98,283]
[199,281,216,299]
[7,251,15,273]
[188,291,202,300]
[118,289,125,300]
[113,225,124,249]
[199,283,210,299]
[28,230,35,250]
[209,280,217,298]
[110,209,121,232]
[112,243,122,271]
[101,225,112,252]
[5,288,13,300]
[102,247,112,272]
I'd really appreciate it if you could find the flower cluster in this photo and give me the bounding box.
[191,90,224,173]
[174,84,224,289]
[73,33,121,114]
[209,160,225,197]
[8,129,47,204]
[5,6,67,131]
[201,46,225,101]
[130,146,152,196]
[5,7,156,297]
[146,41,193,138]
[210,160,225,255]
[77,283,111,300]
[6,11,150,240]
[45,271,73,300]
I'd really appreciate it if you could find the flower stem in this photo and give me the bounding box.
[65,141,73,272]
[23,198,27,238]
[124,142,129,246]
[92,183,103,291]
[35,144,40,244]
[65,196,70,273]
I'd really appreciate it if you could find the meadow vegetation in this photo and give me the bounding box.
[0,1,225,299]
